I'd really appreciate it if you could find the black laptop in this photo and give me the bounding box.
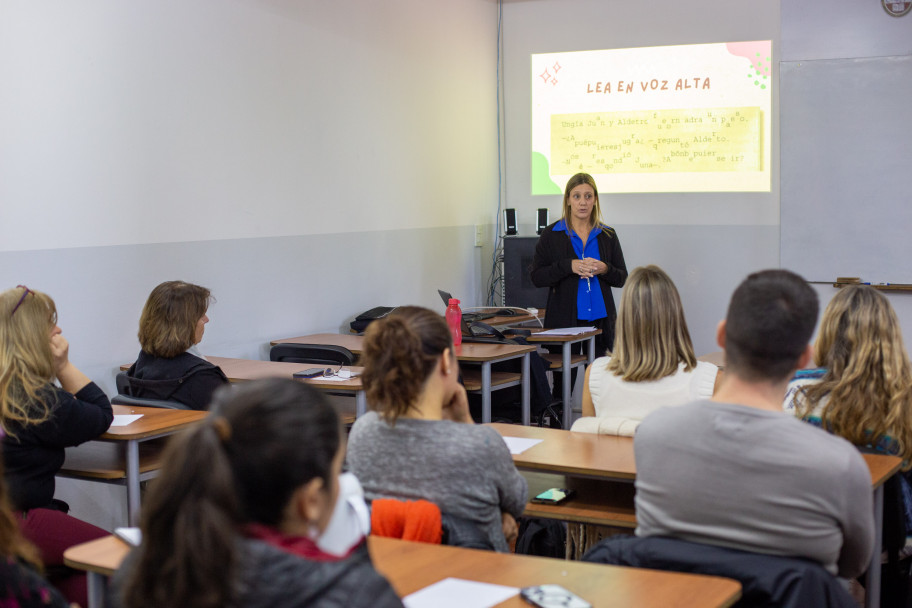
[437,290,495,323]
[437,290,507,343]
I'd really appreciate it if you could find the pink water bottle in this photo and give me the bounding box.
[445,298,462,345]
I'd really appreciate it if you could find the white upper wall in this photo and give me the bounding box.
[0,0,499,252]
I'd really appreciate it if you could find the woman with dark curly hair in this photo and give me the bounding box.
[346,306,527,553]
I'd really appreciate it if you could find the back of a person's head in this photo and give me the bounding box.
[122,378,340,608]
[724,269,818,383]
[0,286,58,432]
[802,285,912,458]
[814,285,906,374]
[608,265,697,381]
[360,306,452,422]
[137,280,211,358]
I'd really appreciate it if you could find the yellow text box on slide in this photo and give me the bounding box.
[551,107,762,174]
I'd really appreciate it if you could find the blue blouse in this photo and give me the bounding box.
[553,219,607,322]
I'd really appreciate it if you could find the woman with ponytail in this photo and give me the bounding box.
[0,285,113,606]
[111,378,401,608]
[347,306,528,552]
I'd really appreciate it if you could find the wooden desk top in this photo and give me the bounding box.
[269,334,535,362]
[101,405,207,441]
[206,356,365,391]
[493,423,637,481]
[525,327,602,343]
[493,423,903,488]
[372,536,740,608]
[65,535,741,608]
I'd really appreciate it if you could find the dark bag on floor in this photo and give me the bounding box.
[514,517,566,558]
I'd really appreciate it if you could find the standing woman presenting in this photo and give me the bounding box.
[531,173,627,354]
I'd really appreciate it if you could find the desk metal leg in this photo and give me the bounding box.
[521,353,531,426]
[356,391,367,417]
[562,342,573,429]
[125,440,140,526]
[865,485,884,608]
[87,569,106,608]
[587,336,596,363]
[482,362,492,423]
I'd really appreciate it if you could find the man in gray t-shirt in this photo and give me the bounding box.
[634,269,874,578]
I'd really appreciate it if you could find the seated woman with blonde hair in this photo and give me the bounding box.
[571,265,718,435]
[124,280,228,410]
[0,285,113,606]
[346,306,527,553]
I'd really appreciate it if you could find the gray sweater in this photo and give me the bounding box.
[634,400,875,578]
[346,412,528,552]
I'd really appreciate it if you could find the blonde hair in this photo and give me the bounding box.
[606,265,697,382]
[360,306,453,423]
[795,285,912,463]
[138,281,211,358]
[0,286,59,435]
[560,173,606,232]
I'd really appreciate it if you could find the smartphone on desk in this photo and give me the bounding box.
[521,584,591,608]
[530,488,576,505]
[292,367,327,379]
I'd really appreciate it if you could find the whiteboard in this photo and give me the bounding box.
[780,55,912,283]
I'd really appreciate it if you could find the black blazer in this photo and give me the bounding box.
[530,221,627,351]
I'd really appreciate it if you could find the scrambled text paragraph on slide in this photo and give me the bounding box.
[551,107,762,174]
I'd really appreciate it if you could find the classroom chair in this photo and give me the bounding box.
[269,344,355,367]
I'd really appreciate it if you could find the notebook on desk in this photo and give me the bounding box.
[437,289,495,322]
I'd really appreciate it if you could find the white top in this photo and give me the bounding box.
[571,357,717,435]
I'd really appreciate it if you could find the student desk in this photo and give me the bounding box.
[270,333,535,424]
[207,356,367,418]
[64,535,742,608]
[119,357,366,419]
[491,423,902,608]
[58,405,207,526]
[526,327,601,428]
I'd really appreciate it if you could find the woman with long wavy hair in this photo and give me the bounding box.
[785,285,912,549]
[0,285,113,606]
[785,285,912,460]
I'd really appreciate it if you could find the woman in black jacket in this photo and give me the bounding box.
[125,280,228,410]
[0,285,113,606]
[531,173,627,354]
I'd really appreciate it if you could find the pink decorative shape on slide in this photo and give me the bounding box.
[726,41,771,76]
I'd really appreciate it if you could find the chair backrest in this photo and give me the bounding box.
[115,371,131,395]
[111,393,192,410]
[269,343,355,366]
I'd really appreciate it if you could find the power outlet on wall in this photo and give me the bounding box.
[474,224,484,247]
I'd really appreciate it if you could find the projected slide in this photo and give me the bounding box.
[532,41,772,194]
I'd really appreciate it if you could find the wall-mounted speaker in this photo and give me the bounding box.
[504,208,517,236]
[536,208,549,235]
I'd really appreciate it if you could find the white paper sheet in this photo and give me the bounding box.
[534,327,596,336]
[110,414,143,427]
[501,436,543,455]
[403,577,517,608]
